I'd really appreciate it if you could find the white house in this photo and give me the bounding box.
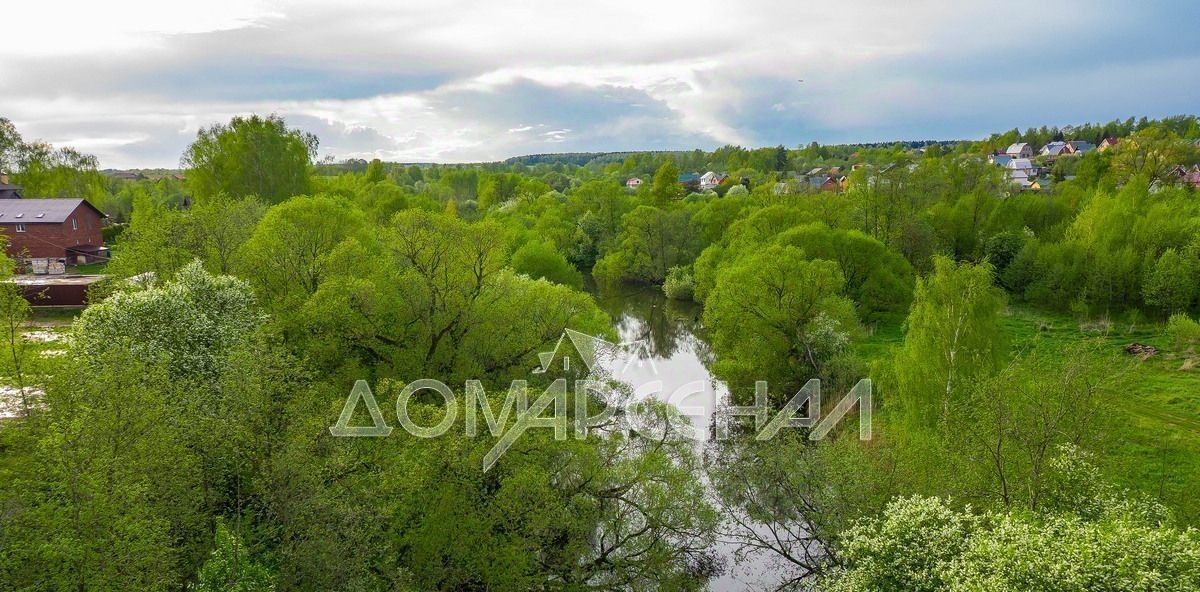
[698,171,728,191]
[1005,142,1034,159]
[1005,158,1036,188]
[625,177,643,189]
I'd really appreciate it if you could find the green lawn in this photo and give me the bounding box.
[999,306,1200,524]
[861,304,1200,524]
[71,261,109,275]
[27,307,83,325]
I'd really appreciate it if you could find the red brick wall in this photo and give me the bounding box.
[0,204,104,260]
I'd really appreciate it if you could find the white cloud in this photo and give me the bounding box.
[1,0,1195,167]
[5,0,278,57]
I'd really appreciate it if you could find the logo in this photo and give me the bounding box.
[330,330,871,470]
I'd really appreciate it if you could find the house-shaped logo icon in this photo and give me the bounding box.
[533,329,657,380]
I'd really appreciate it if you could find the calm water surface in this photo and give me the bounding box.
[586,280,782,591]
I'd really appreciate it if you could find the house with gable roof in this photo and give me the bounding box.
[1005,142,1034,159]
[0,198,107,262]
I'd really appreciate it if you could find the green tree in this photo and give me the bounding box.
[108,192,192,278]
[593,206,697,284]
[236,194,367,309]
[192,520,275,592]
[891,256,1006,428]
[705,245,860,401]
[0,117,24,174]
[363,158,385,184]
[188,194,268,274]
[510,240,583,288]
[296,210,608,383]
[1109,126,1194,186]
[650,161,684,206]
[947,343,1123,510]
[6,355,188,590]
[824,491,1200,592]
[1143,248,1198,314]
[775,223,915,317]
[182,114,317,203]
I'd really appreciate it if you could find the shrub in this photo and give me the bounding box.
[510,240,582,289]
[662,266,695,301]
[1166,313,1200,350]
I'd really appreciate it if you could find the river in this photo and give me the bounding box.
[586,280,783,591]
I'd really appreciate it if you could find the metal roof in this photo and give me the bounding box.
[1006,142,1030,155]
[0,198,106,224]
[1041,141,1069,155]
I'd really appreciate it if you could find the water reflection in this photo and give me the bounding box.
[586,279,777,591]
[587,280,726,440]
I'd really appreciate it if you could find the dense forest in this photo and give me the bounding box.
[1,113,1200,590]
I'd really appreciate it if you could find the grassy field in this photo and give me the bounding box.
[860,305,1200,524]
[26,307,84,325]
[71,261,109,275]
[1000,305,1200,524]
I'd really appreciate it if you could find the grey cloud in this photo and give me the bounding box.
[3,0,1197,167]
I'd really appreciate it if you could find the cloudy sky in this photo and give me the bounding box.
[3,0,1198,168]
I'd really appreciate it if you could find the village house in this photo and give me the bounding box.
[1170,165,1200,189]
[808,175,840,192]
[102,169,147,181]
[1005,158,1037,189]
[1098,137,1119,152]
[1040,141,1070,161]
[1005,142,1034,159]
[0,198,107,263]
[1186,165,1200,189]
[698,171,728,191]
[988,153,1013,167]
[625,177,642,189]
[1067,140,1096,154]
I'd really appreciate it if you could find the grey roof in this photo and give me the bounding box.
[0,183,23,199]
[808,175,833,187]
[1006,142,1031,155]
[0,198,106,224]
[1041,141,1069,156]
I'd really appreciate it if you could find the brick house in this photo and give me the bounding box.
[0,198,107,263]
